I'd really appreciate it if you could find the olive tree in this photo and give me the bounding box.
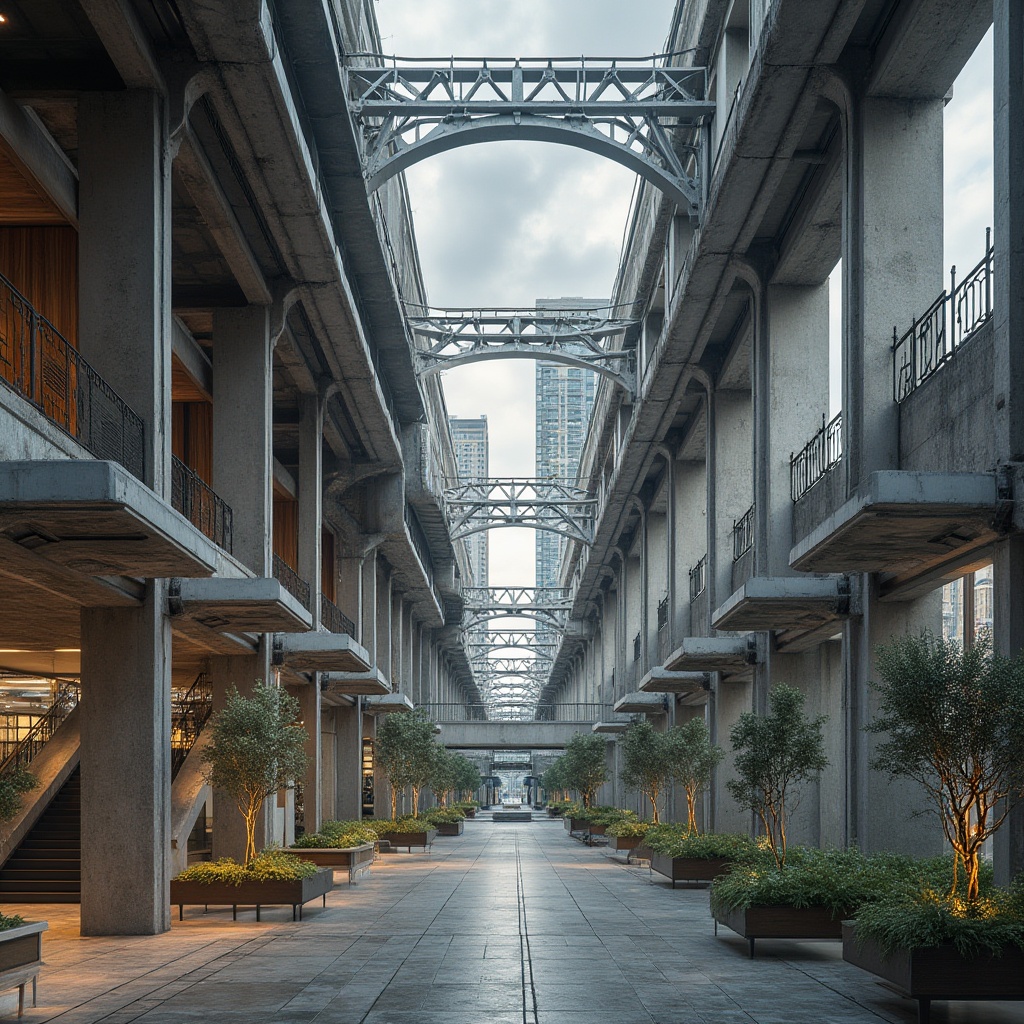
[668,717,724,834]
[618,719,672,823]
[562,733,608,807]
[541,759,567,802]
[428,744,459,807]
[453,756,482,801]
[201,680,308,864]
[376,710,437,819]
[870,630,1024,901]
[727,683,827,868]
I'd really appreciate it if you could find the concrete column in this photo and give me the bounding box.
[208,652,274,860]
[335,702,364,820]
[80,593,170,935]
[297,396,323,624]
[991,0,1024,878]
[843,95,944,490]
[339,554,362,638]
[758,284,830,574]
[320,708,337,820]
[77,89,173,937]
[360,552,378,665]
[390,593,403,693]
[711,389,752,607]
[212,307,272,575]
[78,90,171,496]
[638,504,649,673]
[290,682,321,835]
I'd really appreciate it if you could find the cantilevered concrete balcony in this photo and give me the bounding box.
[0,460,219,586]
[320,667,391,697]
[712,576,849,646]
[790,471,1001,590]
[172,577,312,633]
[273,633,371,673]
[613,692,668,715]
[363,693,415,715]
[663,636,758,673]
[637,667,710,698]
[591,720,629,734]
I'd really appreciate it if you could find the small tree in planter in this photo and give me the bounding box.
[453,756,482,803]
[870,630,1024,902]
[375,710,436,819]
[727,683,827,868]
[428,744,458,807]
[0,764,36,929]
[668,717,724,834]
[201,680,308,864]
[542,759,567,803]
[618,719,672,823]
[562,733,607,807]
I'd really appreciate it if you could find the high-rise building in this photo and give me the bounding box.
[450,416,489,587]
[535,298,602,589]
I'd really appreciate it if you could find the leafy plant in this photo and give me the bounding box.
[0,765,35,825]
[293,819,377,849]
[425,807,465,825]
[645,827,756,860]
[453,758,482,802]
[605,819,652,839]
[201,681,308,864]
[727,684,828,868]
[0,913,23,931]
[175,848,318,886]
[375,711,437,819]
[428,745,459,807]
[542,760,569,802]
[618,719,672,823]
[870,630,1024,901]
[373,815,436,834]
[668,717,724,834]
[561,733,608,807]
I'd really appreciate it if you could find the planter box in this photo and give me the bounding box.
[842,922,1024,1024]
[547,808,564,817]
[714,904,847,958]
[610,835,642,852]
[435,820,464,837]
[170,867,333,922]
[462,809,477,819]
[651,854,731,888]
[287,843,374,883]
[0,921,46,1016]
[566,818,600,833]
[379,828,437,851]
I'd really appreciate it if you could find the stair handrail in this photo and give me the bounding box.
[0,683,80,776]
[171,672,213,779]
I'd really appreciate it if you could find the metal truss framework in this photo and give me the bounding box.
[344,56,714,215]
[465,630,559,656]
[446,479,597,544]
[407,306,637,392]
[461,586,573,634]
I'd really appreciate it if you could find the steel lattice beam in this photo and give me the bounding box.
[461,586,572,633]
[466,630,559,655]
[446,478,596,544]
[343,57,713,214]
[407,306,637,392]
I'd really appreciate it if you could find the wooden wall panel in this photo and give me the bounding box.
[0,225,78,346]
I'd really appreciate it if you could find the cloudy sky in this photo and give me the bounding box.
[376,4,995,592]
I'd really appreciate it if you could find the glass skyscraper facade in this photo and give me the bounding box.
[449,416,489,587]
[534,298,602,590]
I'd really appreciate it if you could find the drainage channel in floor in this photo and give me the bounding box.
[515,832,540,1024]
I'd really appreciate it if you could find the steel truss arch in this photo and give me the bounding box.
[446,478,597,545]
[407,306,637,392]
[344,57,713,216]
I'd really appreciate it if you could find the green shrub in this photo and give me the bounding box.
[175,849,318,886]
[710,848,963,918]
[567,805,636,826]
[0,913,24,932]
[368,816,436,834]
[292,820,377,848]
[605,819,652,839]
[854,877,1024,959]
[646,828,756,860]
[424,808,465,825]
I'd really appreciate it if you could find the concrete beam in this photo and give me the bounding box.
[437,720,597,750]
[79,0,166,90]
[274,632,371,673]
[0,90,77,224]
[712,576,848,632]
[664,637,757,672]
[174,577,312,633]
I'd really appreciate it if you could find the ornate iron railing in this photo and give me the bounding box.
[274,554,311,611]
[404,505,434,582]
[657,596,669,631]
[170,456,233,553]
[689,555,707,602]
[791,411,843,501]
[0,271,145,480]
[171,672,213,779]
[733,504,754,561]
[321,594,356,637]
[0,684,79,775]
[893,232,994,403]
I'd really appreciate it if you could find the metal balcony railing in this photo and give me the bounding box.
[733,504,754,561]
[0,684,79,775]
[791,411,842,502]
[894,231,993,403]
[0,271,145,480]
[657,596,669,631]
[632,632,641,662]
[321,594,356,637]
[171,672,213,779]
[689,555,707,602]
[170,456,233,553]
[273,554,311,611]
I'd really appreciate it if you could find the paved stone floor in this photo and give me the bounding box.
[6,818,1024,1023]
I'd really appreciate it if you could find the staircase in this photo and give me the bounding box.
[0,768,80,903]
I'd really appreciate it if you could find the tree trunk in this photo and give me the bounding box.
[686,790,697,834]
[390,786,398,821]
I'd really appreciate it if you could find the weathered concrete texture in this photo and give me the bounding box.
[792,465,844,547]
[899,322,994,472]
[438,721,602,750]
[80,589,171,935]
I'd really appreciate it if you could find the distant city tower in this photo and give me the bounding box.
[450,415,489,587]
